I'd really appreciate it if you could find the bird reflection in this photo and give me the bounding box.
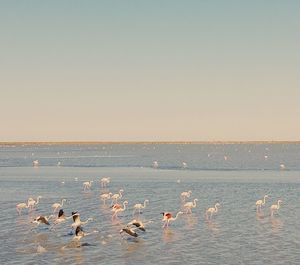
[206,220,220,235]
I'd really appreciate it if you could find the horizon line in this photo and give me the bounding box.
[1,140,300,145]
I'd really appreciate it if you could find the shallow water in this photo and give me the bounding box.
[0,144,300,264]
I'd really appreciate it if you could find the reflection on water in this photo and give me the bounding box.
[270,217,284,234]
[0,144,299,265]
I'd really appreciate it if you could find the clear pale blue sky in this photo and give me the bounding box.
[1,0,299,141]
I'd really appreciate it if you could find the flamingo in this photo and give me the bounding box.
[127,219,146,231]
[16,202,29,215]
[27,196,42,211]
[133,199,149,216]
[180,190,192,202]
[100,192,112,205]
[33,160,39,167]
[161,211,184,228]
[256,195,269,212]
[83,181,93,191]
[183,199,198,214]
[206,203,221,220]
[73,226,98,241]
[32,215,54,226]
[111,189,124,204]
[52,199,66,213]
[153,161,159,168]
[112,201,128,219]
[120,227,138,238]
[270,200,282,217]
[71,211,93,230]
[100,177,110,188]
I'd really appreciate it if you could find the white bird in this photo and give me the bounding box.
[206,203,221,220]
[153,161,159,168]
[112,201,128,219]
[52,199,66,213]
[256,195,269,212]
[71,211,93,230]
[111,189,124,204]
[133,199,149,216]
[161,211,184,228]
[33,160,39,167]
[83,181,93,191]
[183,199,198,214]
[100,177,110,188]
[100,192,112,205]
[16,202,29,215]
[270,200,282,217]
[27,196,42,211]
[180,190,192,202]
[182,162,188,169]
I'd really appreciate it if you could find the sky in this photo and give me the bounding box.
[1,0,300,142]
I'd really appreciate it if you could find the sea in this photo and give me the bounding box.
[0,143,299,265]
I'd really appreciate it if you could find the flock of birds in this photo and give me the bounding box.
[15,176,283,250]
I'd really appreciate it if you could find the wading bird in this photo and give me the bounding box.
[100,192,112,205]
[206,203,221,220]
[161,211,184,228]
[83,181,93,191]
[111,189,124,204]
[256,195,269,212]
[112,201,128,219]
[183,199,198,214]
[27,196,42,211]
[100,177,110,188]
[133,199,149,216]
[16,202,29,215]
[180,191,192,202]
[270,200,282,217]
[52,199,66,213]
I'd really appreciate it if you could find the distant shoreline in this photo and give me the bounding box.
[0,141,300,145]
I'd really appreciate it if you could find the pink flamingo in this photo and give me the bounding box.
[112,201,128,220]
[183,199,198,214]
[161,211,183,228]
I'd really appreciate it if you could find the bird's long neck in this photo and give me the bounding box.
[61,200,65,207]
[215,204,219,212]
[123,202,127,210]
[36,197,40,204]
[277,201,281,209]
[119,191,123,198]
[173,212,181,221]
[193,199,197,207]
[143,200,148,208]
[263,196,267,204]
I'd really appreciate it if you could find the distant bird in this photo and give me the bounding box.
[127,219,146,232]
[153,161,159,169]
[71,211,93,230]
[100,192,112,205]
[120,227,138,238]
[112,201,128,219]
[16,202,29,215]
[183,199,198,214]
[111,189,124,204]
[100,177,110,188]
[256,195,269,212]
[33,160,39,167]
[280,164,286,170]
[32,215,53,226]
[73,226,98,241]
[181,191,192,202]
[270,200,282,217]
[182,162,188,169]
[133,199,149,216]
[161,211,184,228]
[27,196,42,211]
[206,203,221,220]
[52,199,66,213]
[83,181,93,191]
